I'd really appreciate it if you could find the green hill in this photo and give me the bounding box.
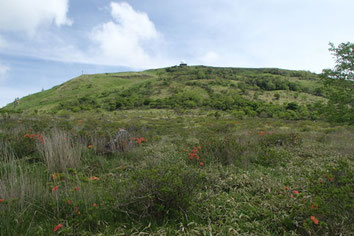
[3,66,326,119]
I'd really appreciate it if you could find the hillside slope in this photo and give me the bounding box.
[3,66,326,119]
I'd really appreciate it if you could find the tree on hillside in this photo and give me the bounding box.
[321,42,354,123]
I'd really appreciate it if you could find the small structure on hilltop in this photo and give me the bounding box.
[179,60,187,67]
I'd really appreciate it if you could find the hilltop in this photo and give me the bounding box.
[3,66,326,120]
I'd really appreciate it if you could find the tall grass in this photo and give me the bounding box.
[36,129,82,172]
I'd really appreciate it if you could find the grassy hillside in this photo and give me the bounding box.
[3,66,327,120]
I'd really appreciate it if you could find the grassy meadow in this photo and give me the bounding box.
[0,109,353,235]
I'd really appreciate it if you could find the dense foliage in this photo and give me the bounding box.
[321,42,354,124]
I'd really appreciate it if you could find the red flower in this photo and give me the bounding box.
[90,176,99,180]
[293,190,299,195]
[75,186,80,191]
[52,186,59,192]
[88,145,93,149]
[54,224,63,232]
[259,131,266,136]
[200,162,205,166]
[198,146,202,149]
[68,200,72,204]
[0,199,4,203]
[93,203,98,207]
[311,216,319,224]
[329,177,335,181]
[283,186,290,190]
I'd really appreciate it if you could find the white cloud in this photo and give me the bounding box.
[0,0,71,34]
[90,2,167,68]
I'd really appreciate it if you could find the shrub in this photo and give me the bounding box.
[118,157,205,222]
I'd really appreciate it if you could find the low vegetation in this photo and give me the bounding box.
[0,111,353,235]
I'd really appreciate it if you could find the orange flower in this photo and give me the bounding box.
[283,186,290,190]
[54,224,63,232]
[88,145,93,149]
[90,176,100,180]
[311,216,319,224]
[52,173,60,180]
[0,199,4,203]
[259,131,266,136]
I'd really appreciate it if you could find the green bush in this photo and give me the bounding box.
[119,157,205,222]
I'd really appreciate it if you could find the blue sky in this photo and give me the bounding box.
[0,0,353,107]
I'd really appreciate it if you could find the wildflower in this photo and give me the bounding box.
[90,176,100,180]
[329,177,335,181]
[283,186,290,190]
[75,187,80,191]
[88,145,93,149]
[311,216,319,224]
[93,203,98,207]
[200,162,205,166]
[198,146,202,149]
[196,156,200,160]
[52,173,60,180]
[68,200,72,204]
[0,199,4,203]
[52,186,59,192]
[293,190,299,195]
[54,224,63,232]
[259,131,266,136]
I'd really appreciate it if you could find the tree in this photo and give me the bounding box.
[322,42,353,80]
[321,42,354,123]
